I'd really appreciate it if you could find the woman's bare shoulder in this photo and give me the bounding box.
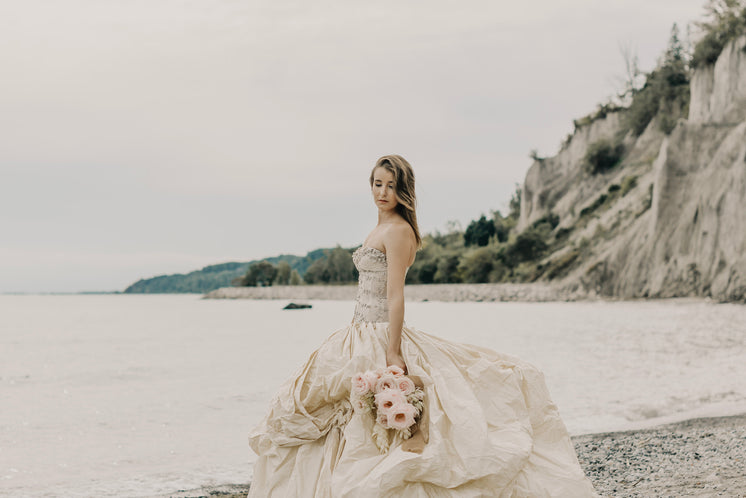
[382,221,416,255]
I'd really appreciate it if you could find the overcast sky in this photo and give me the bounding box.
[1,0,707,293]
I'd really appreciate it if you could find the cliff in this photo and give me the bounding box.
[519,35,746,302]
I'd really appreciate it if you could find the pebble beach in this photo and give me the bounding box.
[158,413,746,498]
[195,286,746,497]
[203,282,595,302]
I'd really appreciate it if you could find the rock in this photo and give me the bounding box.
[517,35,746,303]
[283,302,312,310]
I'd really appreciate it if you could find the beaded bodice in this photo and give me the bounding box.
[351,246,391,323]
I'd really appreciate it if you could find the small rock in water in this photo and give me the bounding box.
[283,302,312,310]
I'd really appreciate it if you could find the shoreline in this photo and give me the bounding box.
[157,412,746,498]
[202,283,726,303]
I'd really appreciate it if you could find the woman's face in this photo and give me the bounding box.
[371,167,399,212]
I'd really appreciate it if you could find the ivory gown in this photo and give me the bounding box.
[247,245,600,497]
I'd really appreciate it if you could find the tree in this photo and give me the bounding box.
[289,269,302,285]
[491,210,510,243]
[464,215,496,247]
[326,246,356,283]
[241,261,277,287]
[691,0,746,67]
[273,260,292,285]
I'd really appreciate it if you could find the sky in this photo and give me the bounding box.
[1,0,708,293]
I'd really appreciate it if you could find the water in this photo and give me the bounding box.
[1,294,745,497]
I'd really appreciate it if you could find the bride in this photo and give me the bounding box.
[247,155,600,497]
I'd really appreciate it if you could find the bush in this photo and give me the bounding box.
[691,1,746,68]
[544,249,581,280]
[502,227,549,267]
[620,175,638,196]
[579,194,609,217]
[458,247,498,283]
[623,23,690,136]
[531,212,560,230]
[433,253,462,283]
[584,139,625,174]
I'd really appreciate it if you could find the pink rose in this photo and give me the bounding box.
[386,365,405,377]
[396,376,415,396]
[363,371,380,389]
[386,401,417,430]
[374,388,407,415]
[351,373,372,396]
[375,374,398,393]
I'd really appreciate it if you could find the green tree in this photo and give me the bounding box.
[303,258,327,284]
[492,210,510,243]
[464,215,496,247]
[241,261,277,287]
[326,246,356,283]
[273,260,292,285]
[289,269,302,285]
[624,23,691,136]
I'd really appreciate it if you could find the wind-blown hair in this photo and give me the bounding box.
[370,155,422,249]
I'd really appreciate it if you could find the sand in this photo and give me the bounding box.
[157,413,746,498]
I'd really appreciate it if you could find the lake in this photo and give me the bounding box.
[1,294,745,497]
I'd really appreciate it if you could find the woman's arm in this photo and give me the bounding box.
[383,225,412,372]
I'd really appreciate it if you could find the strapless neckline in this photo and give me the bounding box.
[355,245,386,258]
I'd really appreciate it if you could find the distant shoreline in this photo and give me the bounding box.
[203,282,595,302]
[155,412,746,498]
[202,283,722,304]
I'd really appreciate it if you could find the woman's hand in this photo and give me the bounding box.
[386,350,408,374]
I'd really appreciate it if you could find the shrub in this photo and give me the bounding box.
[623,23,690,136]
[458,247,498,283]
[531,212,560,230]
[579,194,609,217]
[691,1,746,68]
[503,227,549,267]
[583,139,625,174]
[544,249,581,280]
[433,253,462,283]
[620,175,638,196]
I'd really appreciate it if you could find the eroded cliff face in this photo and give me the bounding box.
[521,35,746,302]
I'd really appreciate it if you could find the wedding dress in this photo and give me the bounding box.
[247,245,600,497]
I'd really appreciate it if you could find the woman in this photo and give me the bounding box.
[247,155,599,497]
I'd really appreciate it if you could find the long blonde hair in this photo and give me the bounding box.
[370,154,422,249]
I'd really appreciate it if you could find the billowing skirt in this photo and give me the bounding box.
[247,320,599,497]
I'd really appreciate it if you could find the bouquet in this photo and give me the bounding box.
[350,365,425,453]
